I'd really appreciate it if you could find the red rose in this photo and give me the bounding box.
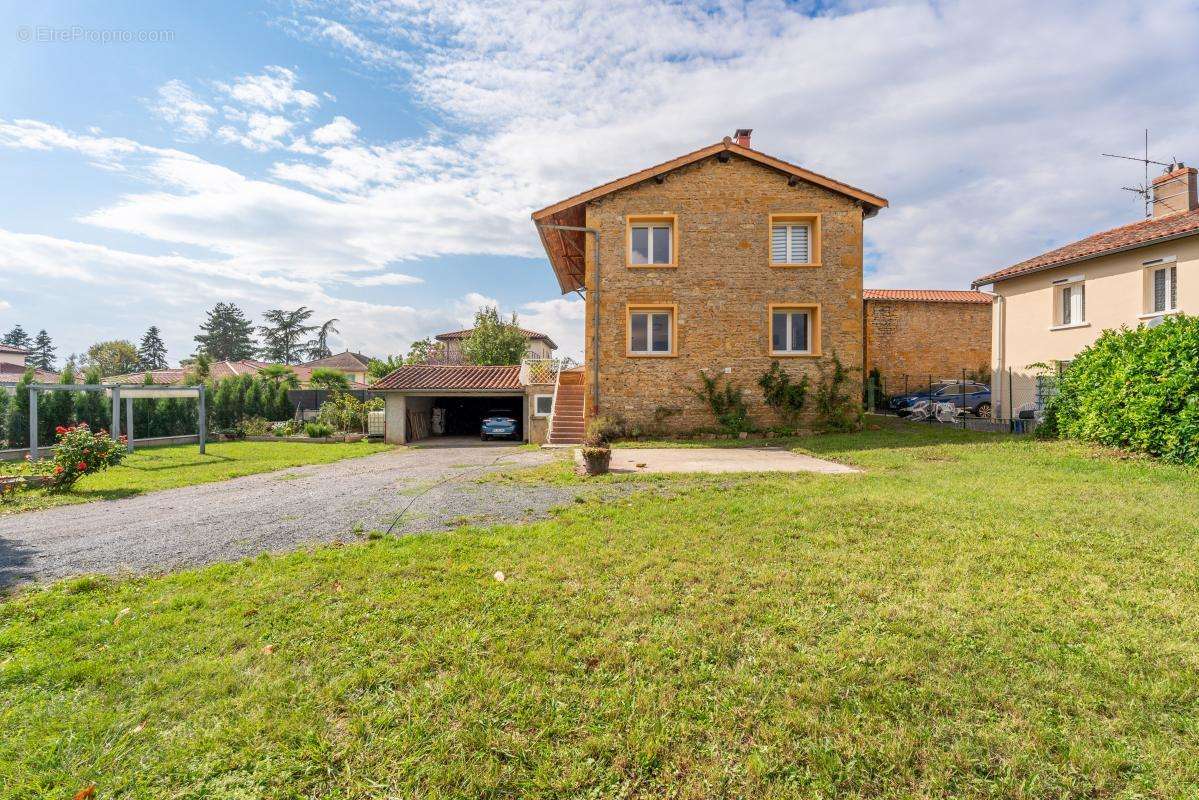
[76,461,88,471]
[54,465,64,474]
[55,426,66,435]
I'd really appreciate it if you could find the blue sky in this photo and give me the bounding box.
[2,0,1198,364]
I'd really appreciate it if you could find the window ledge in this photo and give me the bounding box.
[1137,310,1179,319]
[626,352,677,358]
[627,263,678,269]
[1049,322,1090,331]
[769,351,821,358]
[769,262,822,269]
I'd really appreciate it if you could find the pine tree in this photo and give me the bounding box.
[29,330,56,371]
[137,326,169,370]
[2,324,31,350]
[194,303,257,361]
[258,307,317,364]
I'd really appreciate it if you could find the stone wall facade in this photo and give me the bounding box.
[583,154,867,433]
[864,298,992,395]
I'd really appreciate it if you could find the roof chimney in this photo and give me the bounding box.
[1152,162,1198,218]
[733,128,752,148]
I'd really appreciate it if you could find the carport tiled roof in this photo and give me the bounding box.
[371,364,523,391]
[0,343,30,354]
[972,206,1199,287]
[863,289,991,304]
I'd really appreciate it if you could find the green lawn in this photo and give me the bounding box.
[0,440,394,514]
[3,421,1199,797]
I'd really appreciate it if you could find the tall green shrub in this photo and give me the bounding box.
[1046,315,1199,464]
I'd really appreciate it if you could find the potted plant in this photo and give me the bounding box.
[579,416,616,476]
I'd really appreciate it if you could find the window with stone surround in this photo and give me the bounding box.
[626,304,676,356]
[627,215,677,268]
[769,214,821,267]
[768,304,821,356]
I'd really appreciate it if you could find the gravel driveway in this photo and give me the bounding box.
[0,439,586,590]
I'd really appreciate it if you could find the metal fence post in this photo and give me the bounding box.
[29,387,38,460]
[1008,366,1015,433]
[960,368,967,428]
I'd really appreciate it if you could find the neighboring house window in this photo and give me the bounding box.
[533,394,553,417]
[768,304,821,356]
[1061,284,1084,325]
[1152,265,1177,313]
[1051,277,1085,327]
[627,215,677,267]
[627,305,675,356]
[768,214,821,266]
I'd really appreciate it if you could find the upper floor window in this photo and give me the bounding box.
[627,305,676,356]
[768,214,821,267]
[1051,276,1086,328]
[768,304,821,356]
[1152,265,1177,313]
[627,215,676,267]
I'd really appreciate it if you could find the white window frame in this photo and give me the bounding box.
[1151,264,1178,314]
[770,308,813,355]
[1049,275,1088,330]
[532,394,553,417]
[629,220,674,266]
[771,222,811,265]
[627,307,674,356]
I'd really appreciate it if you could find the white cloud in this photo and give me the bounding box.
[151,80,216,140]
[343,271,423,286]
[0,298,11,311]
[216,113,297,151]
[216,66,320,113]
[310,115,359,145]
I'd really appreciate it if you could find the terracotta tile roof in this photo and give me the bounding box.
[0,343,30,355]
[434,327,557,350]
[863,289,992,304]
[973,207,1199,287]
[301,351,373,371]
[105,369,189,385]
[0,362,59,383]
[371,364,523,391]
[532,136,889,294]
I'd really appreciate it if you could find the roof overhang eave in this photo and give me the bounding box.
[972,226,1199,289]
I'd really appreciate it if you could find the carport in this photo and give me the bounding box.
[370,365,529,444]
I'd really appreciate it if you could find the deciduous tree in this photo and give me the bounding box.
[459,306,529,366]
[82,340,140,377]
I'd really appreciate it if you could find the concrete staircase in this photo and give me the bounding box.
[547,369,585,445]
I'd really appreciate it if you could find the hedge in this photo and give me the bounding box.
[1045,314,1199,464]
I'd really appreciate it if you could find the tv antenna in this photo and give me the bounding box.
[1102,129,1173,218]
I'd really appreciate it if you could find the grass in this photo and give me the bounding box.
[3,420,1199,797]
[0,440,394,514]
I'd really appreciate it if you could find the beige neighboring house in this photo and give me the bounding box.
[0,344,59,391]
[973,163,1199,417]
[433,327,557,362]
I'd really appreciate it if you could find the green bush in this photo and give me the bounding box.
[813,352,863,433]
[1045,315,1199,464]
[691,371,752,434]
[758,361,808,423]
[305,422,333,439]
[240,417,272,437]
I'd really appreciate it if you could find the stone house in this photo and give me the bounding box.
[530,130,888,437]
[862,289,992,396]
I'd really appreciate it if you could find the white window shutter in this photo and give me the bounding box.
[771,225,788,262]
[789,225,810,263]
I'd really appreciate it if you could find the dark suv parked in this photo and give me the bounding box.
[889,382,992,417]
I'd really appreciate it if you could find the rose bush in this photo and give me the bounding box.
[48,422,125,490]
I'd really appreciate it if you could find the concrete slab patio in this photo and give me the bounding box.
[605,446,859,474]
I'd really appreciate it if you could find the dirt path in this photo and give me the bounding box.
[0,440,582,590]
